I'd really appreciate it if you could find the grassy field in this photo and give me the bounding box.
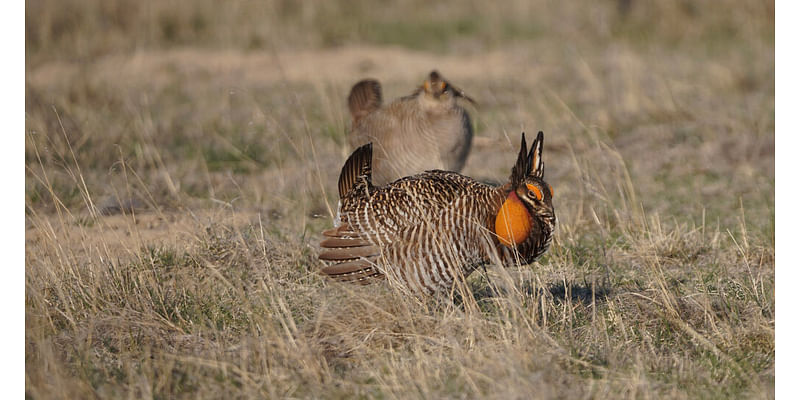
[25,0,774,398]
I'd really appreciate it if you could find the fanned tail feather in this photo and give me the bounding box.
[319,224,384,284]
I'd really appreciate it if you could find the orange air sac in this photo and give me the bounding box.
[494,191,532,247]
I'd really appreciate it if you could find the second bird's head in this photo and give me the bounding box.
[421,70,476,105]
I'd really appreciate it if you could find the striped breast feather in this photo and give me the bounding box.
[372,199,495,294]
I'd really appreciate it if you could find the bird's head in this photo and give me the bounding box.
[494,131,556,248]
[421,70,476,105]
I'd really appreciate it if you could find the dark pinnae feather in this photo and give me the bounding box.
[510,132,529,187]
[528,131,544,178]
[338,143,373,198]
[348,79,382,123]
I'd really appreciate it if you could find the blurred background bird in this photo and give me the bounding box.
[347,70,475,186]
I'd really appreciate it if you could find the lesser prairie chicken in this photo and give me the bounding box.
[319,132,556,296]
[347,70,475,186]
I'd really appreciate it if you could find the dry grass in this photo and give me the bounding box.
[26,0,774,398]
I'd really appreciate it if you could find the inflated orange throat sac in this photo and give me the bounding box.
[494,191,532,247]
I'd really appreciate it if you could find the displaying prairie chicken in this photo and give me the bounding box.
[319,132,556,296]
[347,70,475,186]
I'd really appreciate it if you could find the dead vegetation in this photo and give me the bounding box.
[26,0,774,398]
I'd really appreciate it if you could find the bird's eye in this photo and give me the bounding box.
[548,184,554,196]
[439,81,446,91]
[424,81,431,92]
[525,183,543,201]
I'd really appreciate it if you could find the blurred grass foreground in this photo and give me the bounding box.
[26,1,774,398]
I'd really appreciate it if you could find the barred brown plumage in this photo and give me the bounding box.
[347,70,475,186]
[319,131,557,296]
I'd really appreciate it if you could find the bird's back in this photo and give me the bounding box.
[341,170,495,239]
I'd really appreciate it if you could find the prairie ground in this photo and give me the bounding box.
[26,1,774,398]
